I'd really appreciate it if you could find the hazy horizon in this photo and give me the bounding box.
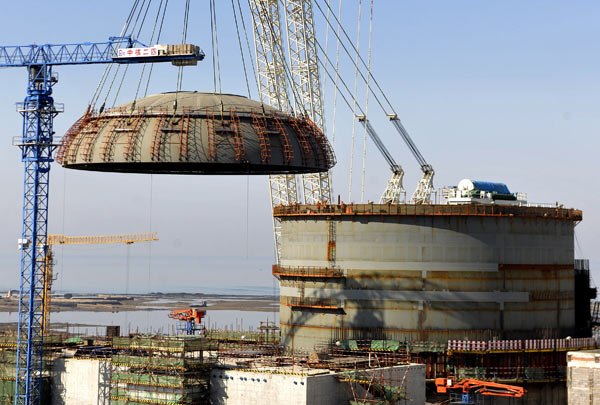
[0,1,597,293]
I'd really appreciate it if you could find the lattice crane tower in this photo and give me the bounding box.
[249,0,299,263]
[284,0,332,204]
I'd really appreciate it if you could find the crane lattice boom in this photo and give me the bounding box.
[47,232,158,246]
[42,233,159,334]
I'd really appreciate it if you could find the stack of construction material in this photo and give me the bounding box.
[567,350,600,405]
[110,335,217,404]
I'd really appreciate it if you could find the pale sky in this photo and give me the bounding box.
[0,1,597,293]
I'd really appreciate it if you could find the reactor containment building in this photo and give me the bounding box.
[273,181,586,351]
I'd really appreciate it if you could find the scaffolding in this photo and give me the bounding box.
[0,336,59,404]
[109,335,218,405]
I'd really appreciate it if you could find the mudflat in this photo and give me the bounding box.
[0,292,278,313]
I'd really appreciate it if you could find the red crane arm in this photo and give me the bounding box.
[168,308,206,323]
[435,378,525,398]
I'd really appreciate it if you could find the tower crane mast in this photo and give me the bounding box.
[1,35,202,405]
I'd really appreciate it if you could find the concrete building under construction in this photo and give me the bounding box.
[274,201,586,350]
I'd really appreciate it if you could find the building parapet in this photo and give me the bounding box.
[273,203,582,221]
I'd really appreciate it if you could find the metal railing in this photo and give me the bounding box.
[273,202,582,221]
[280,296,343,309]
[272,264,343,278]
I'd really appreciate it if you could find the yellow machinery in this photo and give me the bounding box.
[42,232,158,333]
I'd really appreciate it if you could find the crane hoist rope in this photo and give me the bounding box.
[232,0,254,98]
[313,0,435,203]
[347,0,362,202]
[361,0,375,203]
[312,40,405,203]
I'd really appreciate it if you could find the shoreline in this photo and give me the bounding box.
[0,292,279,313]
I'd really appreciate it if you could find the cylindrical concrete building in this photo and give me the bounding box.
[273,203,582,351]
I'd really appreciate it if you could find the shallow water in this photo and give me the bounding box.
[0,308,279,336]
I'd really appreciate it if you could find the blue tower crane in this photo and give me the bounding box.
[0,35,204,405]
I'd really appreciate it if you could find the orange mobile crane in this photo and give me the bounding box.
[43,232,158,333]
[435,377,525,404]
[168,308,206,335]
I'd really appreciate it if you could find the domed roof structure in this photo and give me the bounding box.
[57,92,335,174]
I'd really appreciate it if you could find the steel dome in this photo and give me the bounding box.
[57,92,335,174]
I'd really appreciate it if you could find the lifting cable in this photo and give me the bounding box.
[236,0,259,97]
[144,0,170,97]
[134,0,165,101]
[232,0,253,98]
[317,0,433,174]
[90,0,144,109]
[315,28,398,167]
[360,0,374,202]
[112,0,152,108]
[320,0,332,134]
[209,0,223,95]
[174,0,191,111]
[348,0,362,202]
[313,0,395,115]
[330,0,342,150]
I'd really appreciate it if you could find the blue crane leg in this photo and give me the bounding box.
[14,65,60,405]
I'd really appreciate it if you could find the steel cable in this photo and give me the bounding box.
[144,0,170,97]
[232,0,253,98]
[330,0,342,149]
[175,0,191,110]
[360,0,374,202]
[236,0,259,96]
[348,0,362,202]
[314,0,396,115]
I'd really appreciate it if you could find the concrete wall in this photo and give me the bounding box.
[567,350,600,404]
[51,358,110,405]
[210,364,425,405]
[278,210,577,350]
